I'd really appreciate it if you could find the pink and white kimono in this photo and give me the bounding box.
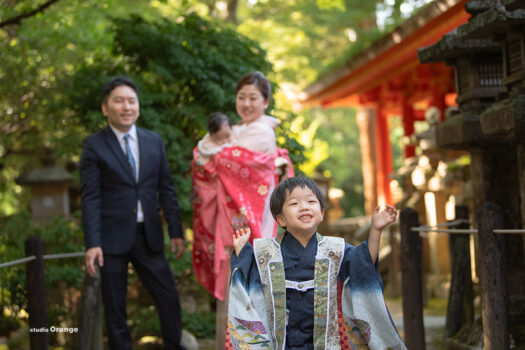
[191,116,293,300]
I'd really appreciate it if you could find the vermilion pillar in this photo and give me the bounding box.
[432,88,446,122]
[402,97,416,159]
[376,104,393,206]
[356,107,378,215]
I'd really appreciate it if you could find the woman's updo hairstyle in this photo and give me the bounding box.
[235,71,272,101]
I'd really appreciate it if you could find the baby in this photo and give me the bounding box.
[196,112,234,164]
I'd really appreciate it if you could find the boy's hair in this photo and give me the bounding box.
[270,177,325,219]
[208,112,232,134]
[101,75,139,103]
[235,71,272,101]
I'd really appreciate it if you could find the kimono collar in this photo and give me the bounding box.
[274,231,325,245]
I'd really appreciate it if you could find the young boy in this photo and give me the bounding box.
[227,177,406,350]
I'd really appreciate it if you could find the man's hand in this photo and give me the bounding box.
[371,204,398,231]
[171,238,185,259]
[233,227,251,257]
[85,247,103,277]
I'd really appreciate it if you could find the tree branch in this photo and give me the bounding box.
[0,0,61,29]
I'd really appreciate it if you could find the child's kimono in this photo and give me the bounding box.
[227,232,407,350]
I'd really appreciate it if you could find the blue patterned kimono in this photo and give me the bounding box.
[227,231,406,350]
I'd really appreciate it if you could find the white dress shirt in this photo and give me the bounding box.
[109,124,144,223]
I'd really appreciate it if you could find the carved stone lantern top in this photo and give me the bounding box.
[502,0,525,11]
[418,32,500,64]
[458,6,525,39]
[16,153,74,186]
[15,150,74,220]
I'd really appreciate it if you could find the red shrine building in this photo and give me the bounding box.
[300,0,470,216]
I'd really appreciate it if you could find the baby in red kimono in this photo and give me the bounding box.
[196,112,235,165]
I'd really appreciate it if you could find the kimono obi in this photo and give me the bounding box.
[253,232,345,350]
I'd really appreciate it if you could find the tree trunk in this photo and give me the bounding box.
[226,0,239,24]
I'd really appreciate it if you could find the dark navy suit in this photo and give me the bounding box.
[80,126,184,349]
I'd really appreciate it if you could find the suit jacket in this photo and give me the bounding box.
[80,126,184,255]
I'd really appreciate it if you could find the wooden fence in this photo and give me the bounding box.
[400,202,524,350]
[0,238,102,350]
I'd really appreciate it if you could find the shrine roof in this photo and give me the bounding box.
[301,0,470,107]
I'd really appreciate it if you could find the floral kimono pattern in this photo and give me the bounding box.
[192,146,293,300]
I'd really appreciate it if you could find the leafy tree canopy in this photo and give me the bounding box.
[0,1,305,219]
[66,13,296,220]
[1,0,434,218]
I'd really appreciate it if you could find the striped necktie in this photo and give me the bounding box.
[124,134,138,181]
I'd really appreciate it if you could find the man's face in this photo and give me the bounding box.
[102,85,139,132]
[276,186,324,236]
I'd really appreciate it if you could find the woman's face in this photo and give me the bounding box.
[236,84,269,123]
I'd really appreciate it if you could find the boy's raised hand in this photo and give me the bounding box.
[371,204,398,231]
[233,227,251,257]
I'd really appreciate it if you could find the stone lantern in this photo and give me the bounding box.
[418,32,504,149]
[456,1,525,326]
[457,2,525,143]
[16,151,74,220]
[419,0,525,343]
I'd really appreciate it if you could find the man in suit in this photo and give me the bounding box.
[80,75,185,349]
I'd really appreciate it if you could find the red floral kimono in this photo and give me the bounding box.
[191,146,293,300]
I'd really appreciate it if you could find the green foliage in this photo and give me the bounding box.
[0,213,84,308]
[303,107,365,216]
[0,212,84,345]
[64,13,306,221]
[181,310,216,338]
[0,311,20,337]
[128,305,161,340]
[236,0,381,87]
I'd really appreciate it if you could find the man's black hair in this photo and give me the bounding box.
[101,75,139,103]
[270,177,325,220]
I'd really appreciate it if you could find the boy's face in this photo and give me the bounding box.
[276,186,324,236]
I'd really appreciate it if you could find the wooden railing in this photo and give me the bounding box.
[400,202,524,350]
[0,237,102,350]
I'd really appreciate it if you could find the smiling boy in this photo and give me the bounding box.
[227,177,407,350]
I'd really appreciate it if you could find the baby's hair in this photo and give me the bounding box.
[270,177,325,220]
[235,71,272,101]
[208,112,232,135]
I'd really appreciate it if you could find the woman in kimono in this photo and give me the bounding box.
[191,72,293,348]
[227,177,406,350]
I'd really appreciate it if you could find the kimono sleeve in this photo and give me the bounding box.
[338,241,407,350]
[228,243,272,349]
